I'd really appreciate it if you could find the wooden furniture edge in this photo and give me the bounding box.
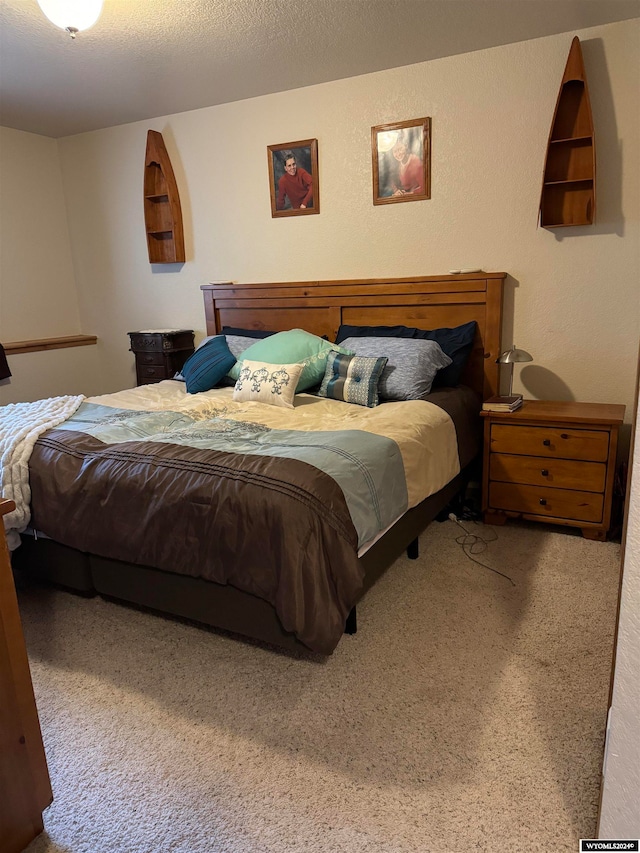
[480,400,626,426]
[201,272,507,291]
[4,335,97,356]
[0,497,53,851]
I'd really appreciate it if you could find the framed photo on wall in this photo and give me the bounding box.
[371,118,431,205]
[267,139,319,218]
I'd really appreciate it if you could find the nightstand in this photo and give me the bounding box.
[481,400,625,540]
[128,329,194,385]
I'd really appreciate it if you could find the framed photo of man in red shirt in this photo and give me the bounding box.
[371,118,431,205]
[268,139,319,218]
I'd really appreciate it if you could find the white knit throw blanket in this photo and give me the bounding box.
[1,395,84,550]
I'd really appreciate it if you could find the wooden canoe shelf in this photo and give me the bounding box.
[539,37,596,228]
[144,130,185,263]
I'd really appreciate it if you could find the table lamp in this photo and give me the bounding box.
[496,346,533,399]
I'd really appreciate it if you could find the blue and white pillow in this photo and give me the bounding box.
[181,335,236,394]
[232,359,303,409]
[317,352,388,408]
[338,337,452,401]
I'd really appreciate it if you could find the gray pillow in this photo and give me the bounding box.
[224,334,263,359]
[339,337,452,401]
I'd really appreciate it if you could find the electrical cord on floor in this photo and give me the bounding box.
[448,512,515,586]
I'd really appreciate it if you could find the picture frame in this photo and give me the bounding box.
[267,139,319,218]
[371,118,431,205]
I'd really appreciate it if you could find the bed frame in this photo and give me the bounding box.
[16,273,505,654]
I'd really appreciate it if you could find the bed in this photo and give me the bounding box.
[14,273,505,654]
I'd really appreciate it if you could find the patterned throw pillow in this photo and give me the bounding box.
[227,329,353,391]
[232,359,304,409]
[181,335,237,394]
[317,352,388,408]
[338,337,452,401]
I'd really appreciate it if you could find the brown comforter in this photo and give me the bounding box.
[29,430,362,654]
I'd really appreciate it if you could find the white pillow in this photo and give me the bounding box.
[232,359,303,409]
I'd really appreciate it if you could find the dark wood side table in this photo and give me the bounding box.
[0,498,53,852]
[128,329,194,386]
[481,400,625,540]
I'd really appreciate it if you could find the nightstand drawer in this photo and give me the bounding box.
[490,424,609,462]
[134,351,166,366]
[489,453,606,493]
[137,364,167,381]
[129,334,166,352]
[489,482,604,523]
[129,331,194,352]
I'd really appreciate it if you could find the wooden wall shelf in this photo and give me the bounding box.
[4,335,97,356]
[539,37,596,229]
[144,130,185,264]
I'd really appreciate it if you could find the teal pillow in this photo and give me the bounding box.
[317,352,388,407]
[228,329,353,392]
[181,335,236,394]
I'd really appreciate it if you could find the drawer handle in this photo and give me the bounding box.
[539,498,547,506]
[560,433,569,439]
[541,469,549,477]
[543,439,551,446]
[142,355,154,363]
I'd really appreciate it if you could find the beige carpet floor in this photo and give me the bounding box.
[16,519,620,853]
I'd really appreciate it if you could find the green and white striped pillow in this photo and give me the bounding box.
[317,352,388,408]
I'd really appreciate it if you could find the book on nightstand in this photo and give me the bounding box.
[482,395,523,413]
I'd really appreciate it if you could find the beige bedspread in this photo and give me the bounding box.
[89,381,461,512]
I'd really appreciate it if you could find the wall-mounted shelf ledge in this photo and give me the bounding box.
[543,178,593,186]
[5,334,97,355]
[550,135,592,144]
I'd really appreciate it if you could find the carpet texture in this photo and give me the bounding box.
[17,519,620,853]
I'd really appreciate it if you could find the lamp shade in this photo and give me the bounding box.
[496,346,533,365]
[37,0,104,33]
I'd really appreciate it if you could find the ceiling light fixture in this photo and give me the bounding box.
[37,0,104,38]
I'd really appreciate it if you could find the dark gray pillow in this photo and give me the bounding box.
[339,337,452,401]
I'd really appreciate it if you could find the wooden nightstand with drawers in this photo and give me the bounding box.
[128,329,194,386]
[481,400,625,540]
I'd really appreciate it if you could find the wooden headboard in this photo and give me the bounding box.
[201,273,505,400]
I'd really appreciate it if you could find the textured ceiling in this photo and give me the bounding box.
[1,0,639,138]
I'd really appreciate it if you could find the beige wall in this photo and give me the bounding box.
[0,127,100,403]
[599,359,640,837]
[1,20,639,424]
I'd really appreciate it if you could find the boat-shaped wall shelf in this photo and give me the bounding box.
[539,37,596,229]
[144,130,185,263]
